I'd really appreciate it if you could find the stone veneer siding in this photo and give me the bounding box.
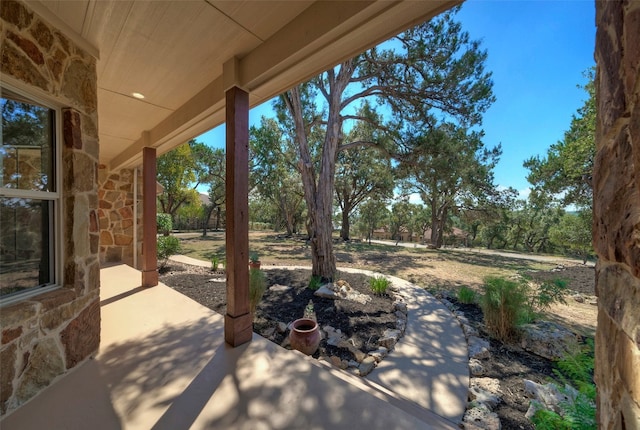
[0,0,100,416]
[594,1,640,428]
[98,166,143,268]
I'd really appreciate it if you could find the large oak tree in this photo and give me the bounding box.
[279,7,494,280]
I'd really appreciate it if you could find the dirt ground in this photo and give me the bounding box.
[167,233,598,429]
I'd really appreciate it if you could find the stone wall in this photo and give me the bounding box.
[594,1,640,428]
[0,0,100,416]
[98,166,143,268]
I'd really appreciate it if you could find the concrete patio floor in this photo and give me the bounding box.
[1,264,466,429]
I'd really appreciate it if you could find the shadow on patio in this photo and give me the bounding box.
[2,264,460,429]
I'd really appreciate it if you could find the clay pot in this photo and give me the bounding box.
[289,318,321,355]
[249,261,261,270]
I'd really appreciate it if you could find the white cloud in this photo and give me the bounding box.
[518,187,531,200]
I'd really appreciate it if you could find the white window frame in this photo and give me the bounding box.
[0,83,63,307]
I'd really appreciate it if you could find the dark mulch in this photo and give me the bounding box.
[159,262,396,362]
[452,299,556,430]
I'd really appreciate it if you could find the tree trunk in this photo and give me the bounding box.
[214,206,221,230]
[202,205,215,236]
[285,88,336,281]
[279,196,294,237]
[430,213,443,248]
[340,200,351,241]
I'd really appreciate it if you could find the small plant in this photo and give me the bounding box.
[249,251,260,263]
[157,235,180,270]
[457,286,476,304]
[303,299,317,321]
[369,276,391,295]
[156,213,172,236]
[249,267,266,316]
[308,275,322,291]
[211,255,222,271]
[480,276,529,341]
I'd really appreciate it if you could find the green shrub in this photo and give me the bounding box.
[531,409,572,430]
[157,213,172,236]
[157,235,180,269]
[211,255,222,271]
[249,268,266,315]
[480,275,570,342]
[369,276,391,295]
[308,275,322,291]
[480,276,529,341]
[457,286,476,304]
[531,340,596,430]
[533,278,568,310]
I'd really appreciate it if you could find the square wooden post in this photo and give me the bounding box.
[224,86,252,346]
[142,147,158,287]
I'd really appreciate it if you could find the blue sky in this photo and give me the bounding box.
[198,0,596,199]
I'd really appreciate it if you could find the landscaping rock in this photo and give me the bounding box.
[468,336,490,359]
[395,311,407,333]
[463,403,501,430]
[463,323,479,338]
[337,339,366,362]
[323,325,345,347]
[276,322,288,333]
[523,379,579,418]
[572,294,585,303]
[314,281,371,304]
[329,355,349,370]
[314,285,340,300]
[359,356,376,376]
[469,378,502,409]
[469,358,485,376]
[440,298,455,310]
[520,321,580,360]
[394,301,408,314]
[456,313,470,325]
[378,329,402,350]
[369,346,388,363]
[269,284,291,293]
[263,327,275,338]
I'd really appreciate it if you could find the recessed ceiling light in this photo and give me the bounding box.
[132,92,145,99]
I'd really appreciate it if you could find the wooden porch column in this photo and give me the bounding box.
[224,86,252,347]
[142,146,158,287]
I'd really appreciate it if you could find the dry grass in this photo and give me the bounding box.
[175,230,599,335]
[177,231,554,290]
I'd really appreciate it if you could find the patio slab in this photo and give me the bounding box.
[1,264,462,429]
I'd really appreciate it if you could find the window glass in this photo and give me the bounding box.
[0,90,56,300]
[0,198,52,296]
[1,95,54,192]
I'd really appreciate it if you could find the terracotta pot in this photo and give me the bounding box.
[249,261,261,270]
[289,318,321,356]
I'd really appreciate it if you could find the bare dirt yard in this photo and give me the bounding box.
[162,231,596,429]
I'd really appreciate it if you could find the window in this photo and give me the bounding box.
[0,88,59,303]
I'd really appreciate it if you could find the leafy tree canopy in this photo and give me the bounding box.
[270,6,495,278]
[524,68,595,209]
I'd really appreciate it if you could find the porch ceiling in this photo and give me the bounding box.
[29,0,458,170]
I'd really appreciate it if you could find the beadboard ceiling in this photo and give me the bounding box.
[28,0,457,169]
